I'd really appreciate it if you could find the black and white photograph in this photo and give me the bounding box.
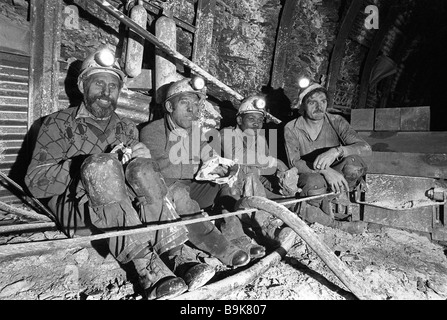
[0,0,446,304]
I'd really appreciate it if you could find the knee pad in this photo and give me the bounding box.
[298,173,327,197]
[342,157,367,189]
[126,158,168,201]
[168,183,201,215]
[169,183,190,201]
[298,173,327,207]
[343,164,365,182]
[80,154,128,206]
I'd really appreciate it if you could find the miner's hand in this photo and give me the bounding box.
[320,167,349,194]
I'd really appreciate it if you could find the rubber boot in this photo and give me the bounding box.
[162,244,215,291]
[169,183,250,267]
[132,247,188,300]
[219,214,266,259]
[233,199,283,250]
[217,181,265,259]
[125,158,188,254]
[80,154,153,263]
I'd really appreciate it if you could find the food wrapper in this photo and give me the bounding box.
[195,156,239,187]
[111,143,132,165]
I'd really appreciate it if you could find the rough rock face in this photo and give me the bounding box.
[208,0,282,101]
[61,0,123,61]
[281,0,340,107]
[0,0,28,25]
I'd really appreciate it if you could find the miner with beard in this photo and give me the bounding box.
[284,83,372,234]
[25,47,216,300]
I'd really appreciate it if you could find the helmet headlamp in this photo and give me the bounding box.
[95,49,116,67]
[165,77,207,103]
[298,77,311,89]
[77,47,126,93]
[237,95,267,116]
[254,98,266,110]
[191,76,205,90]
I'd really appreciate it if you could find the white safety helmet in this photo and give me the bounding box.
[77,47,126,92]
[296,83,327,110]
[165,76,207,102]
[237,95,267,117]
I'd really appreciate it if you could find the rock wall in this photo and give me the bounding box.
[281,0,340,108]
[61,0,123,61]
[208,0,282,102]
[0,0,28,25]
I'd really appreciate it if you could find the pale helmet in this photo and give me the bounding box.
[296,83,327,110]
[237,95,267,117]
[77,47,126,92]
[165,76,207,102]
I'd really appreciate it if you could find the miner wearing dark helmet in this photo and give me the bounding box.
[284,81,372,234]
[140,76,251,268]
[25,47,215,300]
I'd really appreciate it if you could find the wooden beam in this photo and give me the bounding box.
[359,131,447,154]
[192,0,216,70]
[28,0,63,124]
[361,204,436,234]
[270,0,295,89]
[374,107,400,131]
[326,0,363,108]
[0,222,56,235]
[351,108,375,131]
[0,15,30,55]
[0,200,52,222]
[364,151,447,179]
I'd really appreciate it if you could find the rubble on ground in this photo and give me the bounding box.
[1,221,446,300]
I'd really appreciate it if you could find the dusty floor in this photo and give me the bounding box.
[221,224,447,300]
[1,220,446,300]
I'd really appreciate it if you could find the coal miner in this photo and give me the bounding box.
[140,76,251,266]
[284,82,372,234]
[219,94,297,252]
[25,47,216,300]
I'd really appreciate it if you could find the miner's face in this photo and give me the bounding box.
[83,72,122,119]
[303,91,327,121]
[166,93,201,130]
[237,112,264,135]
